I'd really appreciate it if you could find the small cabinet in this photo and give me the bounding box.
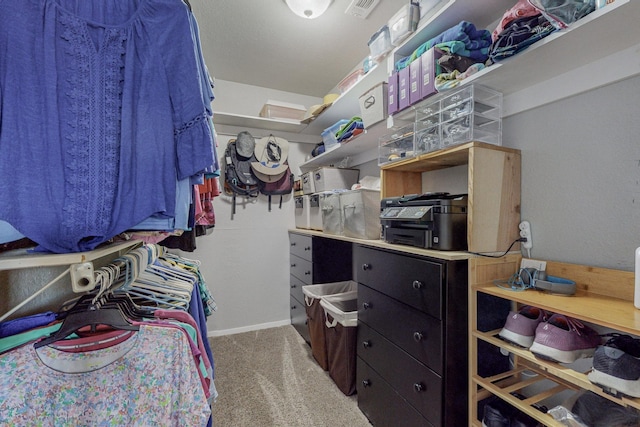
[354,244,468,426]
[288,231,352,343]
[380,141,521,254]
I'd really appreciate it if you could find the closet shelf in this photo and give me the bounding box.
[473,281,640,336]
[212,112,305,133]
[0,241,139,271]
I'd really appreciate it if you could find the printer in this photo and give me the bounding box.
[380,193,467,251]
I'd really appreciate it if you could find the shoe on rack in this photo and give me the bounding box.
[481,394,543,427]
[587,333,640,397]
[571,390,640,426]
[529,314,601,363]
[498,305,547,348]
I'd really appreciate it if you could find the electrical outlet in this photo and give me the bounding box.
[520,258,547,271]
[519,220,533,250]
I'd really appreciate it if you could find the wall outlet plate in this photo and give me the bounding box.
[520,258,547,271]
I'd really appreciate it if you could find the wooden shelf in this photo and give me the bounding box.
[380,142,521,253]
[469,256,640,425]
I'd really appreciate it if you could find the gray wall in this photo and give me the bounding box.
[504,75,640,270]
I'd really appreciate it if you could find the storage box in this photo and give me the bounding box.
[367,25,392,60]
[338,69,364,94]
[302,281,357,371]
[358,82,388,129]
[409,59,422,105]
[388,3,420,46]
[419,47,442,102]
[312,167,359,192]
[320,290,358,395]
[320,192,344,236]
[411,83,503,152]
[321,119,350,151]
[259,100,306,121]
[388,72,399,115]
[340,189,381,240]
[301,171,315,195]
[378,122,415,165]
[398,66,411,111]
[294,195,310,229]
[308,193,323,231]
[439,84,502,147]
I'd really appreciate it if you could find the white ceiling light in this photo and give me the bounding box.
[285,0,333,19]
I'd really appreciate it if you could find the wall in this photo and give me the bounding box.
[503,75,640,270]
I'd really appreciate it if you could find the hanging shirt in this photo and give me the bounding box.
[0,324,211,426]
[0,0,214,253]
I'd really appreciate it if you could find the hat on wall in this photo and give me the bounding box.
[301,93,340,123]
[236,131,256,158]
[251,135,290,182]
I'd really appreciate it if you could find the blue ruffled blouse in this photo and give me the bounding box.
[0,0,214,253]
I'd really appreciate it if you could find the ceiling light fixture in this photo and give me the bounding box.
[285,0,333,19]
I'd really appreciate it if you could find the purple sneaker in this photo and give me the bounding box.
[529,314,601,363]
[498,305,546,348]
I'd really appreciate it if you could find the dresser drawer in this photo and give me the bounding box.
[290,274,305,303]
[358,284,443,374]
[354,245,442,319]
[357,357,434,427]
[290,254,313,284]
[289,232,313,261]
[358,321,442,425]
[290,295,309,343]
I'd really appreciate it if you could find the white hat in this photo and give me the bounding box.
[251,135,290,181]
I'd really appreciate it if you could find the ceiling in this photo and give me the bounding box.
[190,0,412,98]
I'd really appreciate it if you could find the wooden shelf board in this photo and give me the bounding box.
[474,283,640,336]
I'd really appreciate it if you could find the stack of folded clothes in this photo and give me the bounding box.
[335,116,364,143]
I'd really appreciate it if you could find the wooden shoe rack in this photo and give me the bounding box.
[469,254,639,426]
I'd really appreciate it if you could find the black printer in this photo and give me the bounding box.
[380,192,467,251]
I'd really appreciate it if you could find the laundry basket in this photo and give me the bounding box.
[302,281,357,371]
[320,290,358,396]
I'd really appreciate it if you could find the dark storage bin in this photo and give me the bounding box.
[302,281,357,370]
[320,290,358,395]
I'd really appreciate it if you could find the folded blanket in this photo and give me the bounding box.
[396,21,492,71]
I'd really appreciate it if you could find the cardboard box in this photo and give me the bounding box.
[358,82,388,129]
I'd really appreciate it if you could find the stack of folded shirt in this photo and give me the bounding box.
[336,117,364,143]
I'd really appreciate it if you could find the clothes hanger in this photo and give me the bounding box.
[34,303,139,349]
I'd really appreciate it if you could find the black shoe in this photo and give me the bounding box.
[572,391,640,426]
[588,333,640,397]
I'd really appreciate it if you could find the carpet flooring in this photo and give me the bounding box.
[208,325,371,426]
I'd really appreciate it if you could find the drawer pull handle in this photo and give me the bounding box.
[413,332,424,342]
[304,246,311,251]
[291,305,297,310]
[362,340,371,348]
[362,302,372,310]
[291,284,296,288]
[362,380,371,388]
[291,264,296,268]
[414,383,425,393]
[362,263,371,271]
[304,271,311,275]
[291,242,296,246]
[412,280,423,289]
